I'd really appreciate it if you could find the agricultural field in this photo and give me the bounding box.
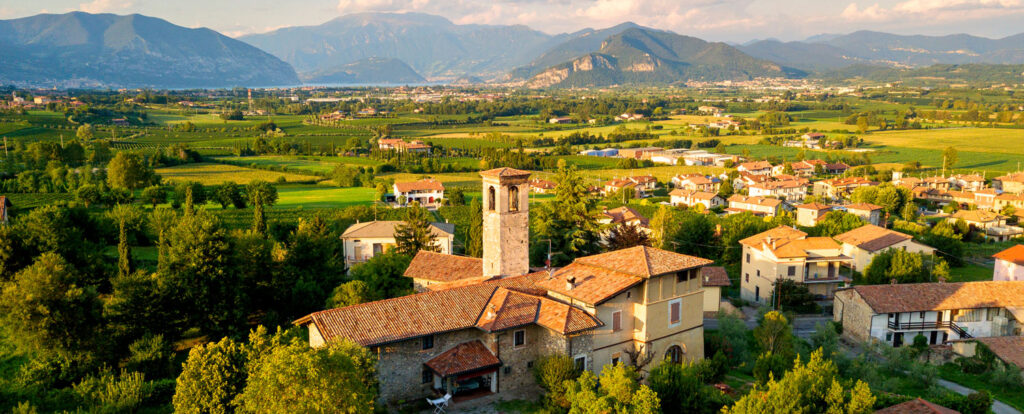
[155,162,323,185]
[276,185,379,209]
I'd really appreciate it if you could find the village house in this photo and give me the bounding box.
[788,159,828,177]
[824,162,850,175]
[599,206,650,230]
[746,179,809,201]
[876,398,962,414]
[548,117,573,124]
[814,177,878,202]
[393,179,445,208]
[912,186,953,205]
[736,161,773,176]
[993,245,1024,281]
[951,336,1024,371]
[615,113,645,121]
[844,203,883,226]
[670,190,725,210]
[947,210,1023,242]
[950,174,987,191]
[671,174,721,192]
[795,203,832,227]
[700,266,731,314]
[994,193,1024,212]
[295,167,715,406]
[378,138,432,153]
[697,106,722,116]
[921,176,952,191]
[732,172,773,190]
[726,195,787,217]
[528,178,557,194]
[740,226,852,303]
[994,172,1024,194]
[833,224,936,272]
[341,221,455,267]
[833,281,1024,347]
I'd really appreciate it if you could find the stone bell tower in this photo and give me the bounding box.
[480,167,531,278]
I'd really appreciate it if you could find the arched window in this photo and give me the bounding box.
[488,186,496,211]
[666,345,684,363]
[509,186,520,212]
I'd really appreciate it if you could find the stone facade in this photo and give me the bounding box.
[833,288,876,344]
[374,328,484,404]
[482,172,531,278]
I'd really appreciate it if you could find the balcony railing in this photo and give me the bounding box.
[887,320,972,339]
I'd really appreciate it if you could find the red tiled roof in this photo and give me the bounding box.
[950,209,1003,223]
[574,245,713,278]
[480,167,531,178]
[700,266,731,287]
[394,179,445,192]
[834,224,913,252]
[425,340,501,377]
[796,202,832,211]
[403,251,485,282]
[728,195,783,208]
[875,398,960,414]
[993,245,1024,266]
[670,189,719,200]
[843,281,1024,314]
[601,206,650,227]
[738,161,772,171]
[476,287,601,334]
[536,262,643,305]
[846,203,882,211]
[959,336,1024,370]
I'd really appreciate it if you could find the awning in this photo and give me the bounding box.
[425,340,501,378]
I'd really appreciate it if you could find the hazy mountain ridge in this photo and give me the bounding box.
[0,12,299,88]
[301,57,425,84]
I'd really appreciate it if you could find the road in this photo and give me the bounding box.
[936,378,1021,414]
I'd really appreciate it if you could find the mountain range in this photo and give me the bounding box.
[0,12,298,88]
[3,11,1024,88]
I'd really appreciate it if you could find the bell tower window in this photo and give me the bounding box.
[488,186,496,211]
[509,186,520,212]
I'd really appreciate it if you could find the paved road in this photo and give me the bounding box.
[935,378,1021,414]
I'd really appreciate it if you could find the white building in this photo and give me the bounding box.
[341,221,455,267]
[740,226,852,303]
[747,179,809,201]
[670,190,725,210]
[393,179,445,207]
[993,245,1024,282]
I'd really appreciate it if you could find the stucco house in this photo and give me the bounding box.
[795,203,832,227]
[726,195,787,217]
[740,226,852,303]
[670,190,725,210]
[295,167,715,407]
[993,245,1024,281]
[834,224,935,272]
[393,179,445,207]
[833,281,1024,347]
[737,161,773,176]
[700,266,731,314]
[844,203,883,226]
[341,221,455,267]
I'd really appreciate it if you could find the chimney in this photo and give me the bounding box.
[485,304,497,320]
[566,275,576,291]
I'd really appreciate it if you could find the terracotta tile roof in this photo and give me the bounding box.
[846,203,882,211]
[738,161,772,171]
[574,246,713,278]
[728,195,783,208]
[295,272,547,346]
[993,245,1024,266]
[737,172,773,183]
[739,225,841,258]
[750,180,808,190]
[950,209,1003,223]
[394,179,445,192]
[342,220,454,239]
[536,262,643,305]
[739,225,807,247]
[924,176,949,184]
[601,206,650,226]
[403,251,484,282]
[425,340,501,377]
[843,281,1024,314]
[996,172,1024,183]
[476,287,601,334]
[825,162,850,171]
[530,179,557,190]
[821,177,877,187]
[670,189,719,200]
[963,336,1024,369]
[480,167,531,178]
[796,202,832,211]
[834,225,914,252]
[700,266,731,287]
[875,398,960,414]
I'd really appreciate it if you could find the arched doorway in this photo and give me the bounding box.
[665,345,684,363]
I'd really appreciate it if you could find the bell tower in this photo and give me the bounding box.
[480,167,531,278]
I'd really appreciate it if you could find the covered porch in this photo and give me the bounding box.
[425,340,501,403]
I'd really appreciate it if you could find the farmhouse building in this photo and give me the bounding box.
[393,179,445,207]
[341,221,455,267]
[726,195,787,217]
[993,245,1024,282]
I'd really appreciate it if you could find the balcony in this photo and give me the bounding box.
[887,320,972,339]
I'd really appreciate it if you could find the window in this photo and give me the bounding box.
[668,299,682,326]
[422,367,433,384]
[422,335,434,350]
[755,286,760,301]
[919,312,926,319]
[666,345,684,363]
[509,186,520,212]
[886,332,893,342]
[756,270,761,278]
[746,253,751,263]
[574,356,586,371]
[677,273,685,284]
[488,186,496,211]
[745,273,749,283]
[611,353,621,366]
[527,361,534,368]
[513,330,526,347]
[787,266,796,276]
[612,311,622,332]
[503,366,511,374]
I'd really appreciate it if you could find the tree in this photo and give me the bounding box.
[331,165,361,187]
[648,360,730,414]
[75,184,104,208]
[564,364,660,413]
[247,180,277,235]
[77,123,95,141]
[325,280,371,308]
[863,249,932,284]
[921,221,964,266]
[649,205,677,249]
[811,211,864,237]
[348,252,413,301]
[605,223,652,251]
[533,354,580,409]
[465,197,483,257]
[724,349,875,414]
[754,311,794,357]
[856,116,869,133]
[236,340,378,413]
[106,152,154,190]
[943,146,959,172]
[173,337,248,414]
[901,201,918,222]
[213,182,246,209]
[393,202,439,257]
[141,185,168,208]
[172,181,207,209]
[0,252,102,356]
[668,212,718,258]
[532,164,602,266]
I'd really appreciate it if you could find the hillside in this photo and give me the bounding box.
[301,57,425,84]
[508,22,643,79]
[0,12,299,88]
[526,28,798,88]
[240,12,564,81]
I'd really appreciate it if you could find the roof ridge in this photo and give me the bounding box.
[642,246,653,277]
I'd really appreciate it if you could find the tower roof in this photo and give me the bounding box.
[480,167,531,178]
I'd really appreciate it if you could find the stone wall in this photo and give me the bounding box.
[833,288,875,343]
[376,328,485,405]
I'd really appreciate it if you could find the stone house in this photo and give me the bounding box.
[833,224,935,272]
[994,172,1024,194]
[296,167,715,407]
[833,281,1024,347]
[341,221,454,267]
[740,226,852,304]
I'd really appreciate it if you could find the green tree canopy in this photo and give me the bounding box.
[106,152,155,190]
[172,337,248,414]
[393,202,440,257]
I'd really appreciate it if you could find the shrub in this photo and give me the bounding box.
[123,334,174,379]
[73,370,149,414]
[533,354,580,409]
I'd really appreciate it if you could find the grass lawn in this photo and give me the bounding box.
[946,263,995,282]
[938,363,1024,411]
[276,185,378,209]
[155,163,322,185]
[869,127,1024,155]
[213,155,384,174]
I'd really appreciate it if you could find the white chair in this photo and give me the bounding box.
[427,393,451,414]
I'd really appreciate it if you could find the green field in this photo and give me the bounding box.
[155,163,323,185]
[276,185,379,209]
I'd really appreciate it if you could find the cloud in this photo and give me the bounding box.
[842,0,1024,22]
[336,0,432,13]
[78,0,134,13]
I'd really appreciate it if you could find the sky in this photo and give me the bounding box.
[3,0,1024,42]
